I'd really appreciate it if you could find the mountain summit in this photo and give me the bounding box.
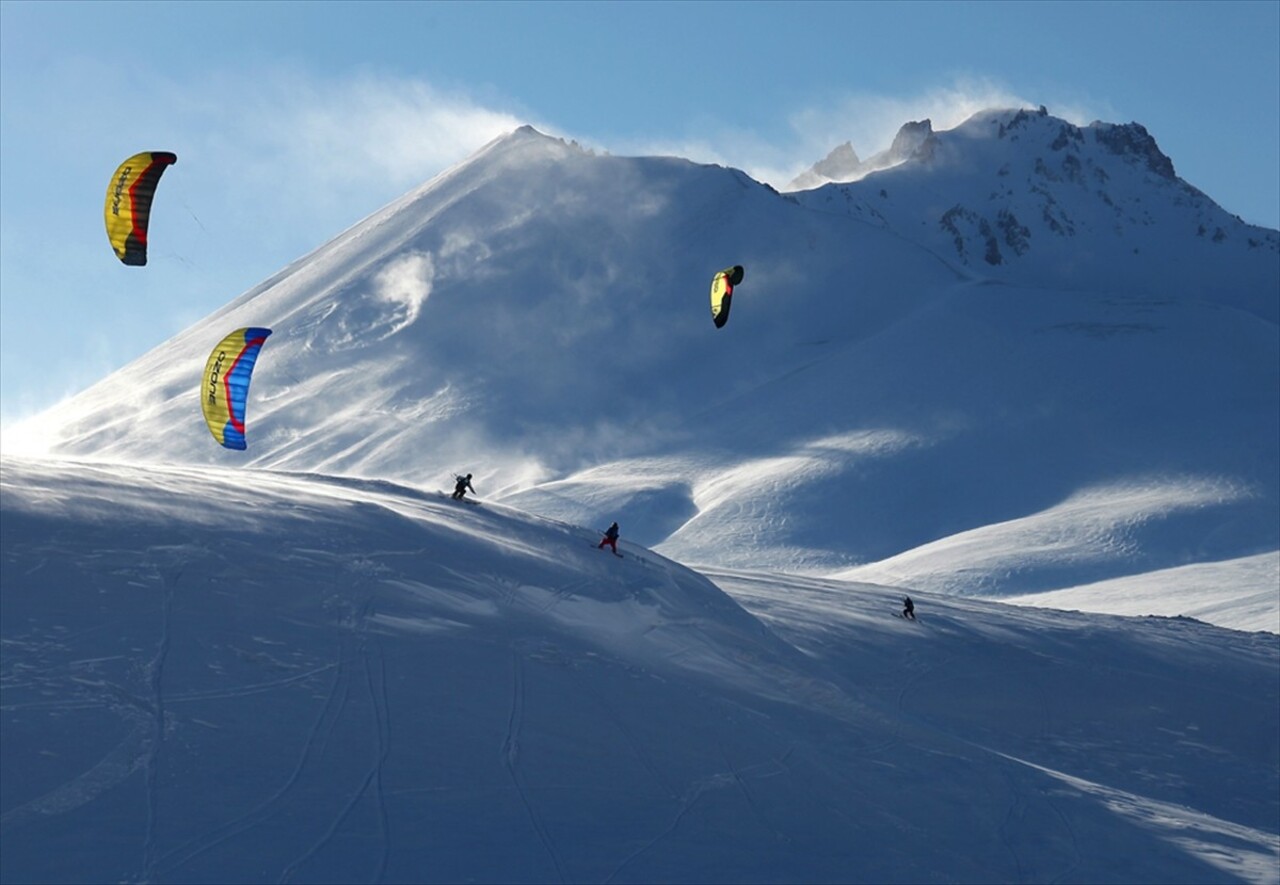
[15,110,1278,625]
[792,106,1277,314]
[788,118,937,189]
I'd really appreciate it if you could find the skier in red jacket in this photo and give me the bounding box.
[598,521,620,555]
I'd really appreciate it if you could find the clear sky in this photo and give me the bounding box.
[2,0,1277,428]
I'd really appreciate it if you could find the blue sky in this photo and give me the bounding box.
[1,0,1277,428]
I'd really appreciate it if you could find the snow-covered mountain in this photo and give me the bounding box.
[9,109,1278,628]
[791,107,1278,318]
[2,457,1276,883]
[3,107,1278,883]
[788,118,936,190]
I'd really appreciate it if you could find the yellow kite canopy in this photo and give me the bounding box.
[201,327,272,451]
[104,151,177,266]
[709,265,744,328]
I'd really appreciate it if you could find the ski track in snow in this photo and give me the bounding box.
[1042,779,1084,885]
[275,596,393,885]
[602,787,705,885]
[159,663,339,705]
[361,626,392,884]
[719,743,790,846]
[139,562,179,883]
[603,752,793,885]
[502,646,569,884]
[151,647,349,879]
[988,750,1084,885]
[576,674,679,803]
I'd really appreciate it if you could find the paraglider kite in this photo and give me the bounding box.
[201,327,272,450]
[709,265,744,328]
[104,151,177,266]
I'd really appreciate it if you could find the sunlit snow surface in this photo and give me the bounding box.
[2,456,1277,883]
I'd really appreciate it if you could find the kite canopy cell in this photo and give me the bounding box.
[104,151,177,266]
[201,328,272,451]
[710,265,744,328]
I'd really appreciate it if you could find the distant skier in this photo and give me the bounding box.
[598,521,620,555]
[902,596,915,620]
[452,473,475,501]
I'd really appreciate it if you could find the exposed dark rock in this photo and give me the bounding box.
[1091,122,1177,179]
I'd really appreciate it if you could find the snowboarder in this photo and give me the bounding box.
[452,473,475,501]
[598,521,620,555]
[902,596,915,620]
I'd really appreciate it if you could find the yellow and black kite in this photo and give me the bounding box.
[709,265,744,328]
[104,151,177,266]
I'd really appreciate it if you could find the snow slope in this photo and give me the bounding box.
[1003,552,1279,633]
[7,111,1277,630]
[2,455,1277,883]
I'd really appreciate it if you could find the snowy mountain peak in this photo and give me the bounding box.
[788,141,861,190]
[1087,120,1177,179]
[503,123,591,153]
[795,106,1278,320]
[977,107,1178,180]
[491,123,560,146]
[887,117,935,162]
[457,123,594,175]
[787,119,936,190]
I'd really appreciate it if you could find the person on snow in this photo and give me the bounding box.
[598,521,620,554]
[902,596,915,620]
[452,473,475,501]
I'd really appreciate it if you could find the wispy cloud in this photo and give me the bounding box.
[236,71,520,188]
[152,65,530,226]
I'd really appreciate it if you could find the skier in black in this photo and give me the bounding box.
[452,473,475,500]
[902,596,915,620]
[598,521,620,555]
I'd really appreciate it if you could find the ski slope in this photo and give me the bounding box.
[2,455,1276,883]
